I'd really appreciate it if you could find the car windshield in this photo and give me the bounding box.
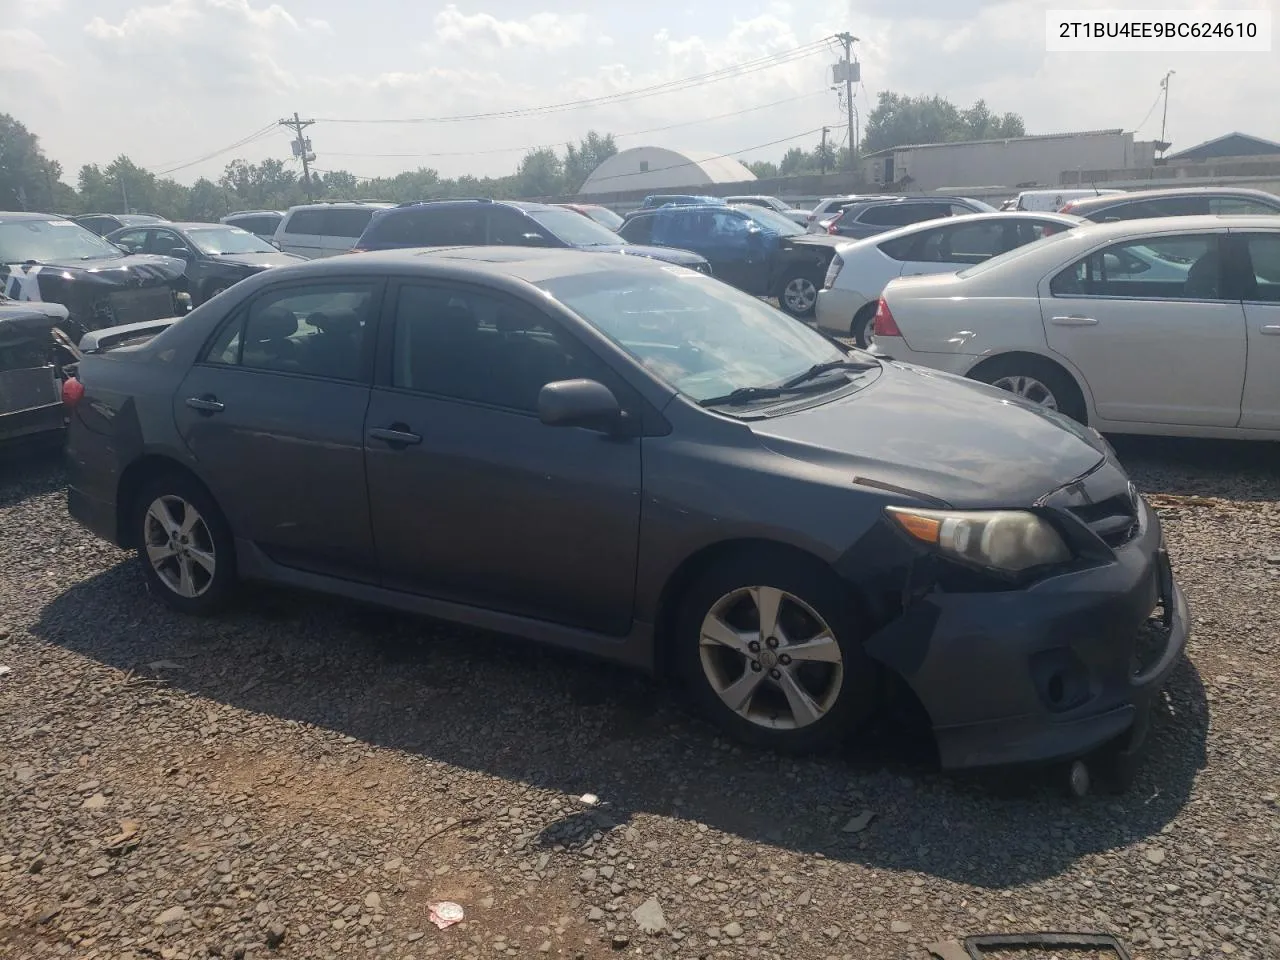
[538,267,860,404]
[186,226,277,255]
[0,219,125,262]
[528,208,623,247]
[956,228,1075,277]
[734,206,804,236]
[581,207,624,231]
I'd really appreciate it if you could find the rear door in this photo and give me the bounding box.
[1235,231,1280,430]
[896,218,1063,277]
[363,280,642,634]
[173,277,384,579]
[277,209,326,258]
[1040,230,1246,426]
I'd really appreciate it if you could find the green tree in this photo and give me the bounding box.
[747,160,778,178]
[515,147,563,198]
[0,114,69,212]
[186,178,231,221]
[863,92,1025,153]
[562,131,617,193]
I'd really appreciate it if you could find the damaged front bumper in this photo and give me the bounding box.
[864,495,1188,771]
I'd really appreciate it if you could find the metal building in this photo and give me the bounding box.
[578,146,756,197]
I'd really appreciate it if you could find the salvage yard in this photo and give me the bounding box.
[1,440,1278,960]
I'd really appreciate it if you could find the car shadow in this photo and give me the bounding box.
[31,558,1209,890]
[1112,434,1280,498]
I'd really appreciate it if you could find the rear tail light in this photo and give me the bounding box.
[348,247,368,254]
[823,253,844,289]
[872,297,902,338]
[1059,201,1076,213]
[826,212,844,235]
[62,376,84,408]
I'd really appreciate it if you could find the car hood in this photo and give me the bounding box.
[3,253,186,286]
[749,361,1108,507]
[207,251,307,269]
[593,244,709,267]
[0,298,70,324]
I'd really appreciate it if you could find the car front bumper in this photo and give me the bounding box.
[864,496,1189,770]
[814,287,869,335]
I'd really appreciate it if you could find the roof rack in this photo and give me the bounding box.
[396,197,495,208]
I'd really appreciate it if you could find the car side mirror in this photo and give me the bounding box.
[268,238,281,249]
[538,378,623,433]
[166,247,192,260]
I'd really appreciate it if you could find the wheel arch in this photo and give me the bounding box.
[964,350,1096,421]
[115,454,218,549]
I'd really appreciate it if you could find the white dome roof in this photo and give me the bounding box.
[578,146,756,196]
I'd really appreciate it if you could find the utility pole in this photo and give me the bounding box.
[279,112,317,199]
[820,127,830,174]
[834,32,860,171]
[1157,70,1175,157]
[120,176,130,214]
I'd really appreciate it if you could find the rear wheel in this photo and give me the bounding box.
[851,302,878,348]
[133,472,236,615]
[971,356,1088,424]
[674,551,878,753]
[777,272,820,318]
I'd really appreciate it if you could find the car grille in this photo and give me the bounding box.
[0,365,60,414]
[1068,490,1140,547]
[95,288,176,327]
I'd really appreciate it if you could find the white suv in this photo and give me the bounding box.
[273,201,394,259]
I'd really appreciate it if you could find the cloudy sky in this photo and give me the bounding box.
[2,0,1275,186]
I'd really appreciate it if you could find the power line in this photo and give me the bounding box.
[151,123,279,176]
[323,91,828,160]
[315,39,831,125]
[1130,86,1165,134]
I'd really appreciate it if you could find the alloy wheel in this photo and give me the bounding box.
[143,495,217,598]
[989,374,1059,410]
[698,585,844,730]
[782,277,818,315]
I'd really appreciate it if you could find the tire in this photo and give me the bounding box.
[132,471,236,615]
[673,550,879,753]
[970,355,1088,424]
[776,272,820,318]
[851,302,878,348]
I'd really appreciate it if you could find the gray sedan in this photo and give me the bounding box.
[63,248,1186,780]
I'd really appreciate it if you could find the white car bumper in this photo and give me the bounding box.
[814,287,868,335]
[868,337,977,377]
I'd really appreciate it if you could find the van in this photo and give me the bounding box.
[273,201,394,259]
[220,210,284,243]
[1012,189,1124,213]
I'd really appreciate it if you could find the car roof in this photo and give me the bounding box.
[223,209,282,217]
[0,211,71,222]
[286,201,395,211]
[1065,186,1280,211]
[837,211,1082,249]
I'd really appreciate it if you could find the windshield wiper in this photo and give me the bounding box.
[699,360,876,408]
[781,358,878,389]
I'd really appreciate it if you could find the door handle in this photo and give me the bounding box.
[1261,324,1280,336]
[1050,315,1099,326]
[368,426,422,446]
[185,396,224,413]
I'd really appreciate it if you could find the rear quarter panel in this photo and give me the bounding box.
[881,273,1050,360]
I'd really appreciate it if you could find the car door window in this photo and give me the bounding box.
[391,284,607,412]
[1209,196,1280,215]
[204,282,377,381]
[148,230,189,257]
[322,208,376,240]
[487,207,552,246]
[1050,234,1224,300]
[916,221,1004,263]
[112,229,148,254]
[856,204,906,227]
[282,209,324,236]
[710,210,751,239]
[1241,234,1280,299]
[618,215,653,244]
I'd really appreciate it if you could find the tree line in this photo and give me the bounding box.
[0,93,1024,220]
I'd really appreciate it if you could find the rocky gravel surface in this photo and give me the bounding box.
[1,438,1278,960]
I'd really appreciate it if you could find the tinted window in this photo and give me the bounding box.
[1050,235,1223,299]
[858,203,941,227]
[391,284,604,412]
[111,229,149,254]
[1242,234,1280,297]
[76,217,117,236]
[618,215,653,244]
[228,215,281,235]
[322,208,377,239]
[527,208,622,246]
[282,209,326,235]
[915,221,1004,263]
[489,207,553,245]
[207,283,377,380]
[1096,196,1210,221]
[1209,195,1280,215]
[149,230,190,257]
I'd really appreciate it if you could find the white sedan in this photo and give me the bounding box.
[815,212,1081,346]
[869,214,1280,439]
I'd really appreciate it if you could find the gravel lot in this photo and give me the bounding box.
[1,438,1277,960]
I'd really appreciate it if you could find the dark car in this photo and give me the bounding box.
[639,195,726,210]
[73,213,169,237]
[1058,186,1280,221]
[107,221,306,306]
[0,212,186,338]
[220,210,285,243]
[63,247,1187,786]
[555,203,625,231]
[0,295,73,443]
[826,196,997,240]
[353,198,712,274]
[618,203,845,317]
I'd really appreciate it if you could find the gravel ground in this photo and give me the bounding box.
[1,437,1277,960]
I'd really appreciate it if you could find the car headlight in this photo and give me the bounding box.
[886,506,1071,573]
[823,253,844,289]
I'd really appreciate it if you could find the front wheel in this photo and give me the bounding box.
[133,472,236,615]
[674,551,878,753]
[777,273,819,318]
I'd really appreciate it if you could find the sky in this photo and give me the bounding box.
[1,0,1276,187]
